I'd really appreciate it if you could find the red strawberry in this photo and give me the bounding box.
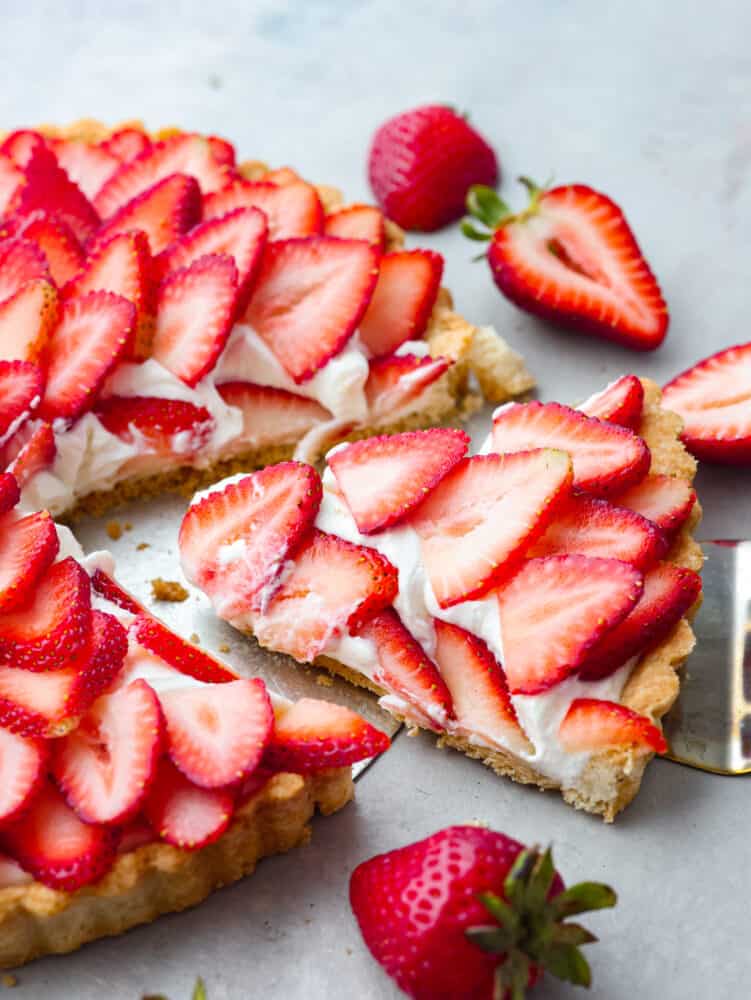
[0,780,119,890]
[579,562,702,681]
[463,179,668,350]
[38,291,134,422]
[357,609,453,729]
[243,237,379,383]
[179,463,322,619]
[47,138,120,201]
[0,473,20,514]
[52,679,163,825]
[91,173,201,256]
[364,352,450,421]
[0,728,47,824]
[0,236,50,304]
[254,530,398,662]
[612,474,697,541]
[358,250,443,357]
[350,825,615,1000]
[144,757,233,850]
[409,450,573,608]
[0,279,59,364]
[90,568,145,616]
[264,697,390,772]
[0,360,43,440]
[324,204,386,249]
[433,620,529,753]
[330,428,469,534]
[12,145,100,244]
[100,127,151,163]
[203,178,323,239]
[491,401,650,495]
[129,615,239,684]
[94,395,215,457]
[2,420,56,489]
[151,254,238,387]
[16,213,84,287]
[578,374,645,429]
[530,494,664,569]
[216,381,331,448]
[0,152,24,214]
[558,698,667,753]
[368,105,498,231]
[497,555,643,694]
[0,510,59,612]
[207,135,236,166]
[159,677,273,788]
[0,130,46,168]
[662,343,751,463]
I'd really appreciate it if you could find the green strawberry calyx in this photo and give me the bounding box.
[461,177,548,242]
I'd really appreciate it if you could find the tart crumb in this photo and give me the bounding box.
[151,578,189,602]
[137,542,150,551]
[316,674,334,687]
[105,519,122,540]
[124,521,133,531]
[218,643,231,653]
[190,633,201,644]
[2,974,18,988]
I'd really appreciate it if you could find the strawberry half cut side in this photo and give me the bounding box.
[16,212,84,288]
[0,728,47,825]
[129,615,239,684]
[0,360,44,441]
[94,395,215,458]
[0,278,59,365]
[578,374,645,428]
[216,381,332,449]
[324,204,385,250]
[364,353,451,422]
[0,473,20,514]
[0,509,59,613]
[12,146,100,245]
[144,757,233,850]
[90,568,146,616]
[0,237,50,305]
[612,474,697,540]
[558,698,667,753]
[358,249,443,357]
[203,178,324,240]
[2,421,56,490]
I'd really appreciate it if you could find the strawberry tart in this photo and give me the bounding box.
[0,119,533,521]
[180,376,703,821]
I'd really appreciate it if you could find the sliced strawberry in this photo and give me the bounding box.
[578,375,644,429]
[217,381,332,448]
[94,395,214,457]
[0,510,59,612]
[0,556,91,671]
[358,250,443,357]
[409,450,573,608]
[579,562,702,681]
[530,494,664,569]
[330,428,469,534]
[151,254,238,387]
[0,130,46,168]
[0,279,59,364]
[0,236,50,304]
[496,555,643,694]
[12,145,100,244]
[179,463,322,619]
[558,698,667,753]
[159,677,273,788]
[129,615,239,684]
[0,728,47,824]
[207,135,236,166]
[244,237,378,384]
[325,204,386,250]
[203,178,323,239]
[254,530,398,662]
[100,127,151,163]
[0,152,24,214]
[39,291,135,422]
[491,401,650,495]
[144,756,233,849]
[64,230,153,327]
[364,352,450,421]
[433,619,529,753]
[48,138,120,201]
[0,360,43,441]
[2,421,56,489]
[90,568,145,616]
[16,213,84,287]
[92,173,202,256]
[357,609,453,729]
[612,474,697,541]
[0,473,20,514]
[264,697,390,772]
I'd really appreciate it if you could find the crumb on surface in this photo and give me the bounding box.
[136,542,149,551]
[2,974,18,988]
[105,519,122,540]
[124,521,133,531]
[190,633,200,644]
[218,643,231,653]
[150,578,189,602]
[316,674,334,687]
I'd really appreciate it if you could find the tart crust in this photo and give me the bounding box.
[0,768,353,969]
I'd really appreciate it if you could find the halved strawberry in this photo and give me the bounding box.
[90,568,145,616]
[100,127,151,163]
[129,615,239,684]
[0,556,91,670]
[0,236,50,304]
[2,420,56,489]
[357,609,453,729]
[207,135,236,166]
[159,677,273,788]
[94,134,231,218]
[0,360,43,441]
[0,728,47,824]
[578,374,644,429]
[91,173,201,256]
[203,178,323,239]
[0,279,59,363]
[264,697,390,772]
[330,428,469,534]
[12,145,100,244]
[47,138,120,201]
[497,555,643,694]
[0,510,59,612]
[579,562,702,681]
[558,698,667,753]
[254,530,398,662]
[38,291,134,422]
[433,619,529,753]
[217,381,332,448]
[491,401,650,494]
[151,254,238,387]
[52,679,163,825]
[612,474,697,541]
[94,395,215,457]
[0,130,46,168]
[358,250,443,357]
[0,473,20,514]
[16,213,84,287]
[325,204,386,249]
[179,463,322,619]
[0,780,119,890]
[409,450,573,608]
[64,230,153,330]
[529,494,664,569]
[244,237,378,384]
[144,757,234,850]
[0,152,24,214]
[364,352,450,421]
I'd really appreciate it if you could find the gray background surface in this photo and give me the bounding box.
[2,2,750,997]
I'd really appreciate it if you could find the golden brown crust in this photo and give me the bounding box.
[0,769,353,969]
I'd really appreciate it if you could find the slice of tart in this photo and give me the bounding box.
[0,481,388,969]
[179,376,703,822]
[0,119,533,521]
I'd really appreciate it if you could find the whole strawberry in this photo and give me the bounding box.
[462,179,668,351]
[350,825,616,999]
[368,105,498,231]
